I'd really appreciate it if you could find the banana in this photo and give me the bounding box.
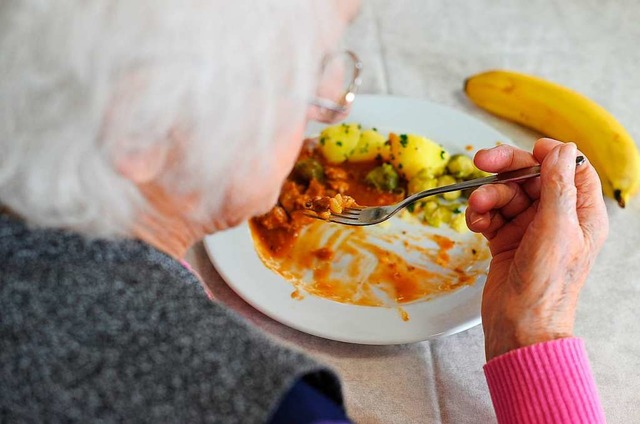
[464,70,640,207]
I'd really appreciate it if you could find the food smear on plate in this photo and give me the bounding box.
[251,219,490,308]
[250,123,491,315]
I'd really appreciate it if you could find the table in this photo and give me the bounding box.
[187,1,640,422]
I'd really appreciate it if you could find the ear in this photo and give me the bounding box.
[114,142,169,184]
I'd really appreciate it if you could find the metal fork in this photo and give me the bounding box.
[325,156,586,226]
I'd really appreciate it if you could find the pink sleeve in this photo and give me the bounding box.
[484,337,606,423]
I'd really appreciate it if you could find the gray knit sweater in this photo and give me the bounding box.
[0,215,342,423]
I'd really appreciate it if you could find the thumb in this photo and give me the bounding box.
[538,143,579,224]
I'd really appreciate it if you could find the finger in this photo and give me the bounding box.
[533,137,601,195]
[466,209,490,233]
[531,137,601,206]
[521,177,541,200]
[468,182,532,219]
[474,144,538,173]
[573,154,604,208]
[536,141,608,248]
[538,143,579,223]
[466,209,507,239]
[532,138,565,164]
[522,138,566,200]
[572,154,609,248]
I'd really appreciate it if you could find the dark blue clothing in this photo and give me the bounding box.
[269,379,351,424]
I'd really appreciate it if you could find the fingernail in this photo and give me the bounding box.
[561,143,578,164]
[470,214,484,226]
[479,145,499,153]
[564,142,578,156]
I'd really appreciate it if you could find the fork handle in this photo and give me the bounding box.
[402,155,585,206]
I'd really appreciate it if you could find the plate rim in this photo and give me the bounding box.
[204,235,484,345]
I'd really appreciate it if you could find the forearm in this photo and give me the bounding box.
[484,338,606,424]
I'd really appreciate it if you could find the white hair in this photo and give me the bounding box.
[0,0,340,237]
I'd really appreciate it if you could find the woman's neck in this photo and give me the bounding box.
[133,183,204,260]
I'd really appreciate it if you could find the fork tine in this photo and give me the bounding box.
[331,213,360,220]
[329,217,359,225]
[328,214,360,225]
[336,208,362,216]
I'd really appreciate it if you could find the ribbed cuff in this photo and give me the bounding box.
[484,338,606,424]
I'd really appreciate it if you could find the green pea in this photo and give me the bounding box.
[365,163,399,192]
[294,158,324,183]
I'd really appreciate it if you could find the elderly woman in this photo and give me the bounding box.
[0,1,608,423]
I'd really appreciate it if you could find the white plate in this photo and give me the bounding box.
[204,95,511,345]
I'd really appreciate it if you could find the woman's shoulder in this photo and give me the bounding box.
[0,215,340,422]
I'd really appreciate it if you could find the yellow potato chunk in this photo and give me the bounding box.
[450,213,468,233]
[348,129,390,162]
[407,170,438,195]
[389,132,450,179]
[425,205,452,228]
[318,123,361,164]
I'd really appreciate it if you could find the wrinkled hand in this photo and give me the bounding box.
[466,139,608,361]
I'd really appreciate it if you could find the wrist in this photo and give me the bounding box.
[482,313,574,361]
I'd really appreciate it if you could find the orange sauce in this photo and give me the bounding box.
[251,140,404,258]
[328,160,402,207]
[250,219,491,310]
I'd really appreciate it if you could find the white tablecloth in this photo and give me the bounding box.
[187,1,640,422]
